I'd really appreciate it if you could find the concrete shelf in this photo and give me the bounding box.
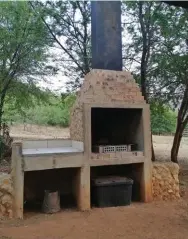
[90,157,145,166]
[23,152,84,171]
[19,139,85,171]
[22,147,83,156]
[22,139,84,156]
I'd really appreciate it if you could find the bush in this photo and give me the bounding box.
[4,91,177,135]
[4,93,76,128]
[150,102,177,135]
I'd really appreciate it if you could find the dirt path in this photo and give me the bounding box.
[0,199,188,239]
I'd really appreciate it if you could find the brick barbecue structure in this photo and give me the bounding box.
[10,69,152,219]
[70,69,153,207]
[10,1,152,219]
[6,1,182,220]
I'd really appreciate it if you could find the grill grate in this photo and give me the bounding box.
[103,146,116,153]
[116,145,128,152]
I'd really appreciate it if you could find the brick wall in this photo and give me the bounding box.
[70,69,146,141]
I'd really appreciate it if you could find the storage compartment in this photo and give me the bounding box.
[24,168,78,213]
[91,164,144,204]
[91,176,133,207]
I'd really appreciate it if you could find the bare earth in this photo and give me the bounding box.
[0,124,187,239]
[1,199,188,239]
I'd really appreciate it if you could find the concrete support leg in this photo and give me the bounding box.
[140,162,153,202]
[140,105,153,202]
[11,142,24,219]
[74,165,90,211]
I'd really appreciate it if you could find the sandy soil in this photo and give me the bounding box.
[0,199,188,239]
[10,124,70,140]
[153,135,188,164]
[0,124,187,239]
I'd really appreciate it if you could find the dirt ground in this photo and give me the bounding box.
[10,124,70,140]
[0,199,188,239]
[0,124,188,239]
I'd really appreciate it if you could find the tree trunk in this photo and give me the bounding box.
[151,135,155,161]
[0,92,8,160]
[171,121,184,163]
[0,100,4,129]
[0,97,5,128]
[171,82,188,163]
[0,101,4,161]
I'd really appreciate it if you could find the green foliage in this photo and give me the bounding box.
[4,93,76,128]
[4,89,177,135]
[150,101,177,135]
[0,1,50,80]
[0,1,52,127]
[123,2,188,161]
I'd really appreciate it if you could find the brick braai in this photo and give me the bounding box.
[70,69,146,142]
[70,69,152,204]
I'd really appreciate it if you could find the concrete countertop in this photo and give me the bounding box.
[22,147,83,156]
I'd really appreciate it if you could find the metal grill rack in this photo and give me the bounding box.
[93,144,135,153]
[116,145,128,152]
[103,146,116,153]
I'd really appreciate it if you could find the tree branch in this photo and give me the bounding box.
[29,1,85,76]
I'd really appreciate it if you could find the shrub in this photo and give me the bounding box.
[4,93,76,128]
[150,102,176,135]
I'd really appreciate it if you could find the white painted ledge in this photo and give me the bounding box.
[21,139,84,156]
[22,147,83,156]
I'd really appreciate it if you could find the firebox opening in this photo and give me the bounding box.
[91,107,144,153]
[90,163,144,205]
[24,168,79,214]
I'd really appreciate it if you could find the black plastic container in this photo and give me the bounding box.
[91,176,133,207]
